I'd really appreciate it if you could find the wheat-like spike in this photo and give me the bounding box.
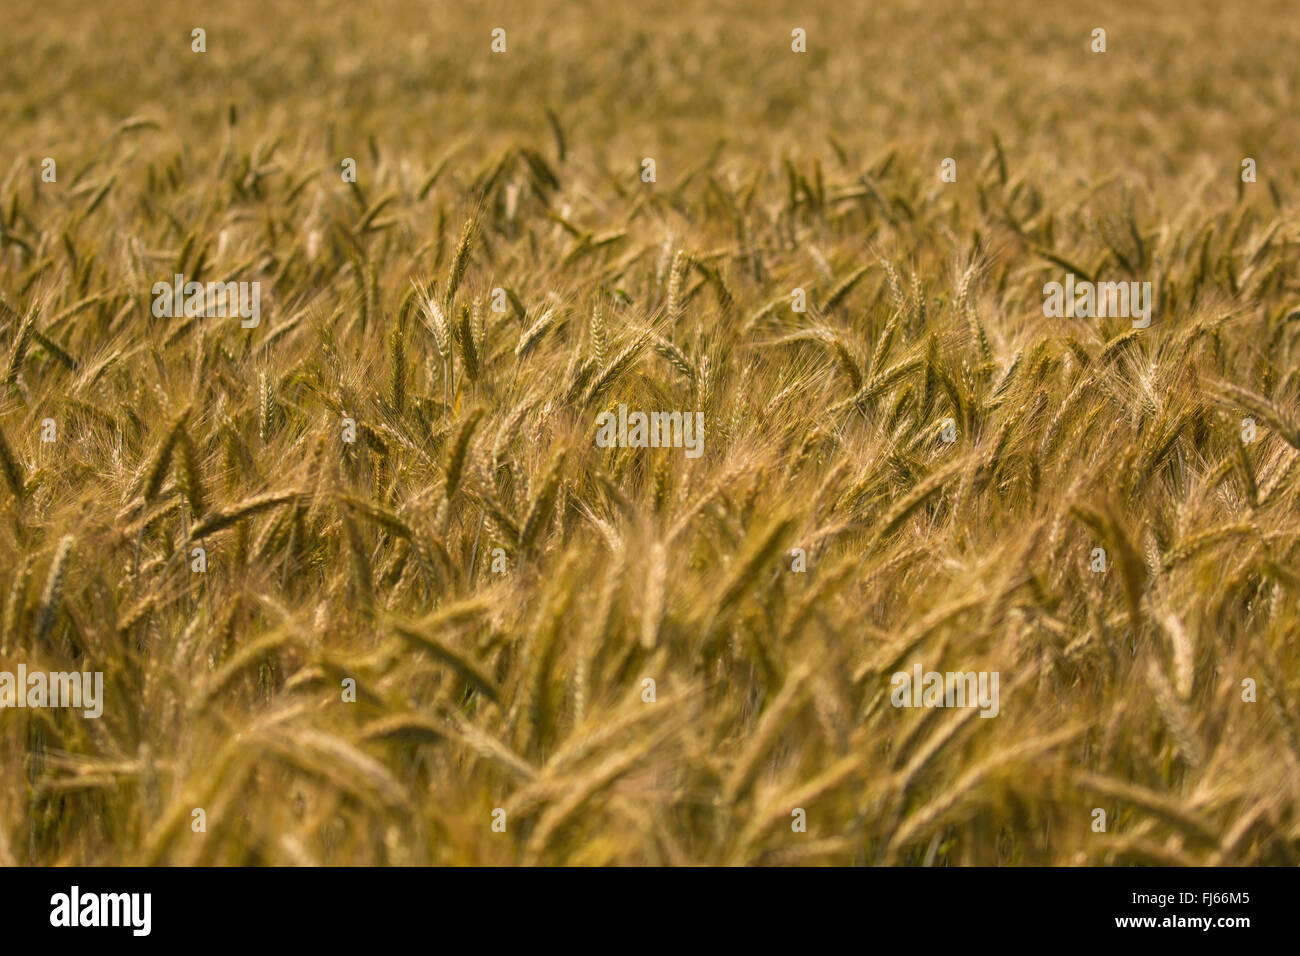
[880,257,904,310]
[358,713,447,744]
[445,216,477,307]
[1073,771,1218,845]
[956,262,992,362]
[177,431,206,519]
[1042,373,1097,459]
[583,332,649,404]
[1145,658,1203,766]
[589,303,607,366]
[0,422,25,500]
[259,371,273,444]
[714,516,794,614]
[722,671,811,806]
[696,352,712,410]
[457,304,479,383]
[6,306,37,384]
[35,535,74,641]
[653,335,694,382]
[991,347,1023,399]
[366,258,379,326]
[1163,522,1256,568]
[189,489,301,539]
[639,539,667,649]
[472,299,486,359]
[341,512,374,614]
[698,260,734,317]
[421,290,451,360]
[389,320,406,411]
[1159,613,1190,702]
[439,708,534,780]
[262,727,407,811]
[666,249,689,327]
[1,554,34,654]
[910,272,925,327]
[525,722,674,862]
[32,329,76,370]
[388,618,501,705]
[737,750,865,856]
[445,408,484,502]
[520,452,563,552]
[825,330,864,392]
[881,727,1080,864]
[142,406,192,502]
[873,454,969,543]
[1100,328,1142,364]
[823,264,870,313]
[1259,446,1299,505]
[868,307,901,380]
[1206,379,1300,449]
[515,308,556,360]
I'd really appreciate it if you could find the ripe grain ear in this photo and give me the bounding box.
[143,406,192,502]
[0,423,25,499]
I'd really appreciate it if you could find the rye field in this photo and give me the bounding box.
[1,0,1299,866]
